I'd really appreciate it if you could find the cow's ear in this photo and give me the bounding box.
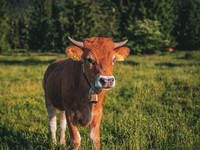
[66,46,83,61]
[115,47,130,61]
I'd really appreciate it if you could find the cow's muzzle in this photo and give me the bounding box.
[95,75,115,90]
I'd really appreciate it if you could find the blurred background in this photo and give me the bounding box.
[0,0,199,54]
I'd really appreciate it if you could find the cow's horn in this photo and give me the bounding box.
[68,36,84,48]
[114,39,128,49]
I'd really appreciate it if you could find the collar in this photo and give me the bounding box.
[82,64,102,94]
[82,64,102,104]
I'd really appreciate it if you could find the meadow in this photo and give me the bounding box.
[0,51,199,150]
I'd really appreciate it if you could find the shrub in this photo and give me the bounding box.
[127,19,170,54]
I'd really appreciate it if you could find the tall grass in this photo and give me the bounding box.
[0,51,199,149]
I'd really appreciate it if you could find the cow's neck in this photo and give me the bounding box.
[69,63,105,127]
[81,64,102,104]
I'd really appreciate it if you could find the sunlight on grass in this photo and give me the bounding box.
[0,51,200,149]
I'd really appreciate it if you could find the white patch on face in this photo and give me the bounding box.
[87,54,92,59]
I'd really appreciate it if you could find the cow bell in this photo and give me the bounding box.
[89,88,98,104]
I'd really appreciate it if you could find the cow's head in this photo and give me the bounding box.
[66,36,130,93]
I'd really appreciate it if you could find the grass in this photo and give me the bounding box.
[0,51,199,150]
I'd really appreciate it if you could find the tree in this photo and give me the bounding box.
[112,0,137,39]
[61,0,119,41]
[121,0,176,53]
[0,0,10,53]
[173,0,200,49]
[5,0,33,51]
[1,0,199,53]
[29,0,54,51]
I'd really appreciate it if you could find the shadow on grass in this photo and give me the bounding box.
[0,59,56,66]
[155,62,200,67]
[176,52,194,60]
[0,125,50,149]
[124,60,140,66]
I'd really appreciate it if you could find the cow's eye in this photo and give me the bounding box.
[87,58,95,65]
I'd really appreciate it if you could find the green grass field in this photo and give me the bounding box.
[0,51,199,150]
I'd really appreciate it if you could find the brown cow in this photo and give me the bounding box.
[43,36,130,150]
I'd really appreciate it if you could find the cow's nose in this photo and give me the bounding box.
[98,76,115,89]
[99,78,106,86]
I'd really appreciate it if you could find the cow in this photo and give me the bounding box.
[43,36,130,150]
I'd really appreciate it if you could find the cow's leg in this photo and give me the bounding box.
[46,101,57,144]
[66,115,81,150]
[90,108,103,150]
[60,111,67,145]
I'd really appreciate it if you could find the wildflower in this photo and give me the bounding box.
[142,117,146,121]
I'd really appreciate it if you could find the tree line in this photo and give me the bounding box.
[0,0,199,54]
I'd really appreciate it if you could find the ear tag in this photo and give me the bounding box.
[73,54,78,60]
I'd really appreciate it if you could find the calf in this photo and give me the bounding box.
[43,36,130,150]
